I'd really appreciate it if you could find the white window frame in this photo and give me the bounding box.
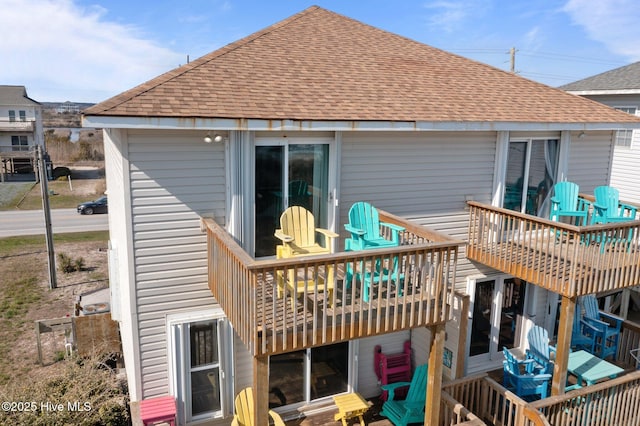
[614,107,637,148]
[167,308,233,424]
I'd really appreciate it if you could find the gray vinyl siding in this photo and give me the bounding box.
[567,131,615,193]
[339,131,496,293]
[357,331,411,399]
[340,131,498,382]
[127,130,226,398]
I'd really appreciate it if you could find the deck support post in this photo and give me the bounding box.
[425,324,445,426]
[253,354,270,424]
[551,295,575,395]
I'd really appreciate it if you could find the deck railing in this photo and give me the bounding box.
[442,368,640,426]
[529,369,640,426]
[467,201,640,297]
[203,210,461,356]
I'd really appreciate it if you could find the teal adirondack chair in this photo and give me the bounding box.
[591,186,637,224]
[503,347,552,400]
[344,202,405,302]
[379,363,428,426]
[549,181,590,226]
[525,326,555,375]
[589,186,636,252]
[581,295,622,360]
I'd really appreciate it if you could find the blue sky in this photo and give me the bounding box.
[2,0,640,103]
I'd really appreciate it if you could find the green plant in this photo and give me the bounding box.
[57,253,85,273]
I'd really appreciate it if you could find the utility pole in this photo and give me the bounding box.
[510,47,517,73]
[37,145,57,289]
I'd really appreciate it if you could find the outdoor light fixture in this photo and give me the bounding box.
[204,132,223,143]
[578,131,586,139]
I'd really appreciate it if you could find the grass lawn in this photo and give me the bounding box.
[0,231,109,384]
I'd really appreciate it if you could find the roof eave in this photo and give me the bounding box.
[566,89,640,96]
[82,116,640,132]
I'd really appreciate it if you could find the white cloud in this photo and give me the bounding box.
[563,0,640,59]
[0,0,183,102]
[422,0,490,33]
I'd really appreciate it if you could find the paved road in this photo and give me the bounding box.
[0,208,108,238]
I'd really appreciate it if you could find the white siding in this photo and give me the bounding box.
[577,94,640,205]
[611,146,640,203]
[126,131,226,398]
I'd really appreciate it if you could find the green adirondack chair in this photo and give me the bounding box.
[588,186,637,252]
[344,202,405,302]
[549,181,590,226]
[581,295,622,360]
[591,186,637,224]
[379,363,428,426]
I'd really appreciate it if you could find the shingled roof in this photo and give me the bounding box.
[84,6,640,126]
[560,61,640,93]
[0,85,40,106]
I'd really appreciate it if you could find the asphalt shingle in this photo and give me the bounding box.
[84,6,640,125]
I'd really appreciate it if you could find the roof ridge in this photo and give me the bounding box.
[85,6,324,115]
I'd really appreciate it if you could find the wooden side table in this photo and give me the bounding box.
[333,392,370,426]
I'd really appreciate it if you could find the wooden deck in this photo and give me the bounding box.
[203,210,462,357]
[467,201,640,297]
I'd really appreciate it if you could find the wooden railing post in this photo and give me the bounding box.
[425,323,445,426]
[253,355,269,425]
[551,296,574,396]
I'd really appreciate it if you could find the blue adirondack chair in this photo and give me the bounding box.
[344,202,405,302]
[379,363,428,426]
[571,302,600,355]
[581,295,622,360]
[525,325,555,375]
[591,186,637,224]
[549,182,590,226]
[503,348,552,400]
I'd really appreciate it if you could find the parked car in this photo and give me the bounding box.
[77,196,108,215]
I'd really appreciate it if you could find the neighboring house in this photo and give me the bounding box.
[0,85,45,177]
[561,62,640,204]
[83,7,640,425]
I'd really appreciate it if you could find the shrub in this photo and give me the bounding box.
[0,354,130,425]
[57,253,85,273]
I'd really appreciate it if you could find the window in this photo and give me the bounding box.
[8,110,15,122]
[615,107,637,148]
[168,310,233,423]
[19,110,26,121]
[11,135,29,151]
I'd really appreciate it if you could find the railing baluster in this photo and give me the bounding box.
[202,216,460,356]
[466,202,640,298]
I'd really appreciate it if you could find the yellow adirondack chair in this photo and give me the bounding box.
[274,206,338,310]
[231,387,285,426]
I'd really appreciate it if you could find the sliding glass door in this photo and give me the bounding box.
[468,277,526,367]
[268,343,350,408]
[503,139,558,217]
[255,140,331,257]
